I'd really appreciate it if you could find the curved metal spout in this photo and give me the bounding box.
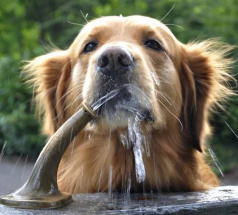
[0,103,97,209]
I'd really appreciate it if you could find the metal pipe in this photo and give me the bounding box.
[0,103,97,209]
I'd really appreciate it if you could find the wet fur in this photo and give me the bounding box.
[24,16,234,194]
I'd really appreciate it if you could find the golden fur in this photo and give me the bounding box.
[24,16,234,194]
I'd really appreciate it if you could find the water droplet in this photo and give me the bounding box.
[126,176,131,194]
[108,166,113,197]
[0,141,7,163]
[151,72,160,86]
[97,168,103,192]
[120,133,131,149]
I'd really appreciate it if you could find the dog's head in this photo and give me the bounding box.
[24,16,233,152]
[71,16,183,129]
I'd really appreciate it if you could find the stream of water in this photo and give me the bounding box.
[91,85,151,184]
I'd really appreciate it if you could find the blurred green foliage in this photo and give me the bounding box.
[0,0,238,170]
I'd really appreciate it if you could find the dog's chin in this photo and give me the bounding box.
[102,108,134,128]
[90,84,154,129]
[97,99,154,128]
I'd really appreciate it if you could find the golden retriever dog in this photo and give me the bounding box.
[24,16,233,194]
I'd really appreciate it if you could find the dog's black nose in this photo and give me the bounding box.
[96,47,134,77]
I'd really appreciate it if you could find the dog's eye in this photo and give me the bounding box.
[144,39,162,51]
[83,42,97,53]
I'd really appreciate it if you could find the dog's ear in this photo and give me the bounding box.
[23,50,71,135]
[180,40,234,152]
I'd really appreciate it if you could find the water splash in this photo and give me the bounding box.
[21,155,28,180]
[151,71,160,86]
[143,133,151,157]
[122,176,132,210]
[108,166,113,197]
[208,148,224,177]
[10,154,23,176]
[120,132,131,149]
[126,176,131,194]
[97,168,103,193]
[70,137,76,157]
[0,141,7,163]
[158,99,183,131]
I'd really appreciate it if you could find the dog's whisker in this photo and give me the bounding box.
[58,98,82,121]
[159,1,176,22]
[208,148,224,177]
[124,84,152,103]
[157,99,183,131]
[92,89,121,111]
[63,93,82,114]
[54,85,82,116]
[146,54,156,65]
[70,137,76,157]
[153,72,174,85]
[80,10,89,23]
[154,89,172,106]
[165,24,184,30]
[163,51,173,62]
[33,87,55,116]
[67,19,85,27]
[225,121,238,139]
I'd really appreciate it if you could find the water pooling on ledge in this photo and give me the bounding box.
[0,186,238,214]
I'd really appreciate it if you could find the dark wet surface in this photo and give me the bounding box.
[0,186,238,214]
[0,156,238,214]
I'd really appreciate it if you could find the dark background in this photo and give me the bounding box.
[0,0,238,175]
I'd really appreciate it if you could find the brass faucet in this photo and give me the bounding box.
[0,103,97,209]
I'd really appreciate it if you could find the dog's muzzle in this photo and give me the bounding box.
[92,46,154,123]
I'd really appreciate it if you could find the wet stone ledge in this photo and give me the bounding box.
[0,186,238,215]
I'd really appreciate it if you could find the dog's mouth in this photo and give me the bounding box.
[91,84,154,123]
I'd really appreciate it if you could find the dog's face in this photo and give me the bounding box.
[68,16,182,131]
[25,15,232,152]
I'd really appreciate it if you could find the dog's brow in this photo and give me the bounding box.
[86,27,106,37]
